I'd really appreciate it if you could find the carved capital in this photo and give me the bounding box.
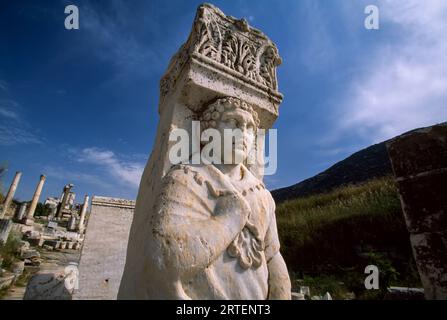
[160,3,283,107]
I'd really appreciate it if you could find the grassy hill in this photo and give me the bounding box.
[272,142,392,203]
[271,122,447,204]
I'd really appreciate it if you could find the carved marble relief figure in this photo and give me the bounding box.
[118,4,290,300]
[145,97,291,299]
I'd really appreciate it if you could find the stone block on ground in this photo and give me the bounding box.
[21,250,41,260]
[23,273,73,300]
[11,261,25,276]
[291,292,305,300]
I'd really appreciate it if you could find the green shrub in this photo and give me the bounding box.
[0,231,22,270]
[34,203,52,217]
[276,176,421,298]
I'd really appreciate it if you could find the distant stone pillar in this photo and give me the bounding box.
[15,202,27,221]
[78,195,89,233]
[0,218,13,245]
[387,123,447,300]
[56,184,74,218]
[67,192,76,210]
[48,206,57,220]
[68,215,77,231]
[25,174,46,224]
[1,171,22,218]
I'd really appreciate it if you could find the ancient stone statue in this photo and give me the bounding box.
[118,4,290,300]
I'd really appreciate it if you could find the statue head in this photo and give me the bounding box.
[199,97,260,165]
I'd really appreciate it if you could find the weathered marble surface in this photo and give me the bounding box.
[387,122,447,300]
[118,4,290,300]
[74,196,135,300]
[121,161,289,299]
[0,218,12,245]
[1,171,21,219]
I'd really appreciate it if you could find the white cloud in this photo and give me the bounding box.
[0,107,19,120]
[0,125,43,146]
[0,99,20,120]
[44,165,106,188]
[0,80,8,93]
[78,147,145,188]
[336,0,447,143]
[0,99,43,146]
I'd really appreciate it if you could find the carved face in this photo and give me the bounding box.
[200,97,260,165]
[215,108,256,164]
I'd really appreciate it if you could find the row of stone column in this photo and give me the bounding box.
[0,171,22,219]
[1,171,45,222]
[1,172,89,232]
[24,174,46,225]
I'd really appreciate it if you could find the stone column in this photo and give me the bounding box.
[78,195,89,233]
[1,171,22,218]
[0,218,13,245]
[50,206,57,219]
[56,184,74,218]
[387,122,447,300]
[67,192,76,210]
[25,174,46,225]
[15,202,27,221]
[68,215,77,231]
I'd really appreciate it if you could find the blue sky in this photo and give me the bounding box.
[1,0,446,203]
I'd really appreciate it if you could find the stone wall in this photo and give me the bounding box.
[387,122,447,299]
[74,196,135,300]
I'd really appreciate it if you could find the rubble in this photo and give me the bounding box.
[0,177,89,299]
[11,261,25,276]
[0,273,15,290]
[20,250,40,260]
[23,272,73,300]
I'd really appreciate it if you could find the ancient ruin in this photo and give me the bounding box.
[387,122,447,300]
[24,175,46,225]
[55,184,75,219]
[0,171,21,219]
[75,196,135,300]
[118,3,291,300]
[0,175,90,299]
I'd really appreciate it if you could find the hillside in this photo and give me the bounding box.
[277,176,421,299]
[272,122,447,204]
[272,142,393,203]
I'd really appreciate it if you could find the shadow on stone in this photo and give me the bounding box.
[23,273,72,300]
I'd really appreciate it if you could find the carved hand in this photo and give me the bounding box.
[214,191,251,221]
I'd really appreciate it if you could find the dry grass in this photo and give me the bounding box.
[276,176,421,298]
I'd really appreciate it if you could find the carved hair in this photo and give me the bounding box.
[199,97,260,130]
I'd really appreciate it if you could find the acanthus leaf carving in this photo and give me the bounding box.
[159,4,282,104]
[193,4,281,91]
